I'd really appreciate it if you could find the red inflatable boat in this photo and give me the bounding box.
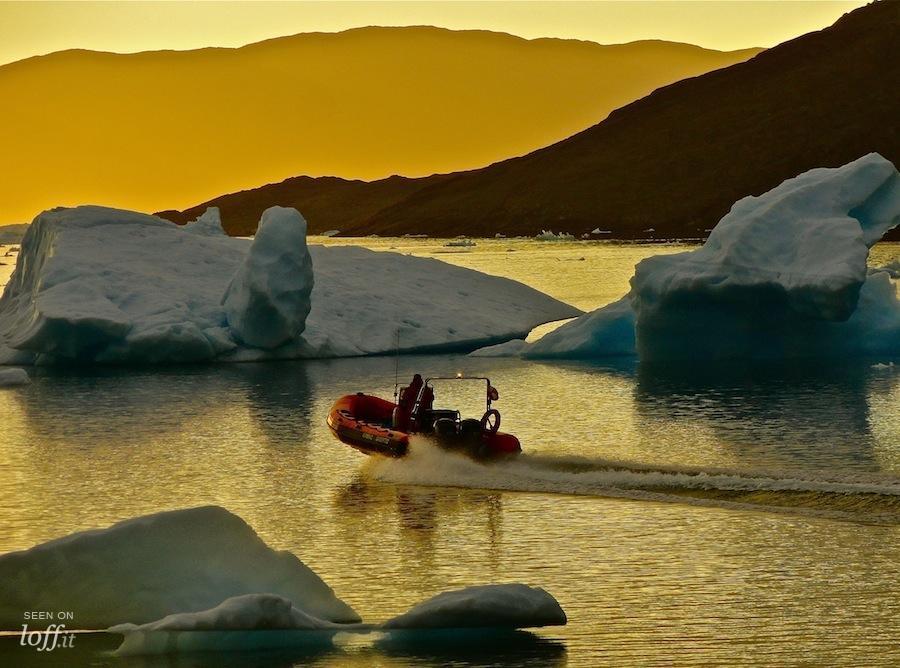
[327,375,521,459]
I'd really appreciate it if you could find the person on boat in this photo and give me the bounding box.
[393,374,423,431]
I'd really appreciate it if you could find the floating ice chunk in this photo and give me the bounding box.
[530,154,900,360]
[468,338,528,357]
[0,506,359,630]
[222,206,314,349]
[0,206,244,364]
[110,595,349,657]
[382,584,567,630]
[111,594,340,634]
[183,207,226,236]
[631,153,900,360]
[534,230,574,241]
[0,367,29,386]
[525,296,636,359]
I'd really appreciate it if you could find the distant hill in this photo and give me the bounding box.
[0,27,760,225]
[160,1,898,241]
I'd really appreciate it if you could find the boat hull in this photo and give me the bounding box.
[327,393,409,457]
[327,393,521,459]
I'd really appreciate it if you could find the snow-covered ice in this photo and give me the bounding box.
[183,207,226,236]
[110,594,342,634]
[525,296,636,359]
[0,504,567,657]
[0,205,578,365]
[485,154,900,361]
[0,506,359,630]
[629,153,899,360]
[0,367,29,386]
[468,338,529,357]
[222,207,314,349]
[382,584,567,629]
[109,594,348,655]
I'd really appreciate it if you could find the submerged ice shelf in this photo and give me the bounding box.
[474,153,900,361]
[0,205,579,365]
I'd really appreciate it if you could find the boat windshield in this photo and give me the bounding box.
[418,376,494,420]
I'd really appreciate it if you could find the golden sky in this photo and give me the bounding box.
[0,1,867,65]
[0,0,871,224]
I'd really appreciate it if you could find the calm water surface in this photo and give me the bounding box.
[1,239,899,667]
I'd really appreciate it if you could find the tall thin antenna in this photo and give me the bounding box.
[393,327,400,402]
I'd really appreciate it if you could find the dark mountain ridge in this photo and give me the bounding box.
[159,2,899,241]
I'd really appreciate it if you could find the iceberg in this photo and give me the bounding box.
[468,338,529,357]
[110,594,348,656]
[382,584,567,630]
[183,206,226,236]
[222,207,314,349]
[534,230,575,241]
[2,506,566,657]
[525,296,636,359]
[0,367,29,386]
[503,154,900,361]
[109,585,566,655]
[0,205,579,365]
[0,506,359,630]
[110,594,342,634]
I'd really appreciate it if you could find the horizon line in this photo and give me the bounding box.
[0,24,766,69]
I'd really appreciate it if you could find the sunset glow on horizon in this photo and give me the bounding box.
[0,0,867,66]
[0,0,873,224]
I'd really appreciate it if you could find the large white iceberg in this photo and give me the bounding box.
[222,206,314,349]
[0,506,359,630]
[0,205,578,365]
[382,584,567,630]
[492,154,900,361]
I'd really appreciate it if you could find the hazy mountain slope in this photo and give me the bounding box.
[353,1,898,240]
[158,174,447,236]
[0,27,759,224]
[162,2,897,241]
